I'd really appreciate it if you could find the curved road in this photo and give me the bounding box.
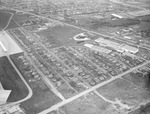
[2,12,14,31]
[0,32,33,111]
[1,5,149,113]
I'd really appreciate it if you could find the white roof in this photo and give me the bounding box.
[121,45,139,53]
[111,14,123,18]
[84,43,112,54]
[95,38,120,46]
[0,90,11,102]
[0,83,11,103]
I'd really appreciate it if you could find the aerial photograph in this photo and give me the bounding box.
[0,0,150,114]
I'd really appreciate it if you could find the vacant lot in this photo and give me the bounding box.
[59,92,121,114]
[122,71,149,90]
[0,56,28,102]
[97,78,150,110]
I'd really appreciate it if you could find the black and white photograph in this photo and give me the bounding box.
[0,0,150,114]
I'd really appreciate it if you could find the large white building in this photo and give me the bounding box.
[84,43,112,54]
[95,38,139,54]
[0,83,11,105]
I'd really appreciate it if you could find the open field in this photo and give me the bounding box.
[0,9,19,30]
[52,92,123,114]
[36,24,84,47]
[0,10,12,30]
[122,69,150,90]
[97,78,150,111]
[13,12,33,22]
[0,56,28,102]
[5,19,19,30]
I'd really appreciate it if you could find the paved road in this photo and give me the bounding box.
[0,55,33,111]
[3,6,150,114]
[25,53,66,101]
[10,29,66,101]
[39,60,149,114]
[0,31,33,111]
[2,12,14,31]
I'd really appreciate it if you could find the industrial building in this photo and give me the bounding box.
[84,43,112,54]
[95,38,139,54]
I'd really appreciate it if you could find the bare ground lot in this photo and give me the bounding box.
[0,56,28,102]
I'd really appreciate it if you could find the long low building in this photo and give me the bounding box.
[95,38,121,50]
[95,38,139,54]
[84,43,112,54]
[121,44,139,54]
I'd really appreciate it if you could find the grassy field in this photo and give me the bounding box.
[13,13,33,22]
[0,11,12,30]
[97,78,150,110]
[122,72,150,114]
[36,24,84,47]
[122,71,149,90]
[6,19,19,30]
[59,92,121,114]
[0,56,28,102]
[20,82,61,114]
[0,9,19,30]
